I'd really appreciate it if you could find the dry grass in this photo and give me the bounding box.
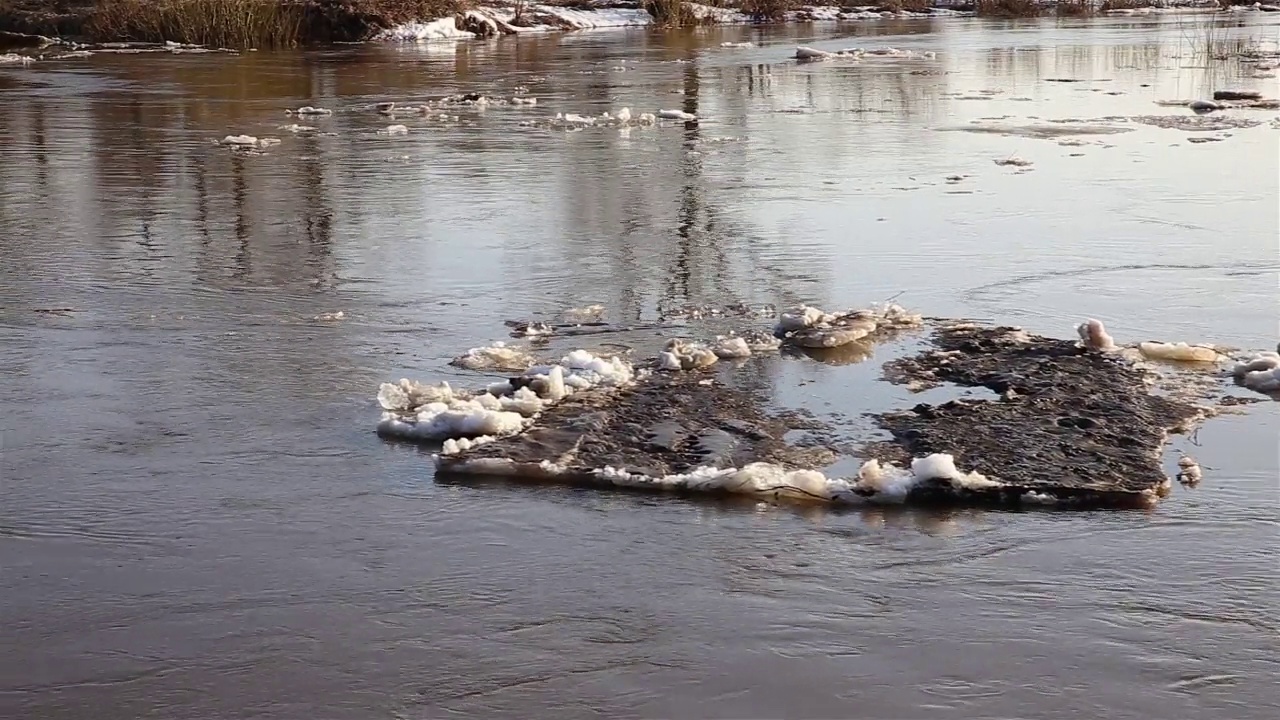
[1055,0,1094,16]
[86,0,304,46]
[974,0,1042,17]
[875,0,933,11]
[643,0,700,26]
[740,0,793,21]
[80,0,469,47]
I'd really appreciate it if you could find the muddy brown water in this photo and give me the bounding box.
[2,13,1278,720]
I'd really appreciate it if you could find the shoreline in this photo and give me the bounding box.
[0,0,1257,51]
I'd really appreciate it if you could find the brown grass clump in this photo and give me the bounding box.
[643,0,700,26]
[974,0,1042,17]
[1055,0,1094,16]
[86,0,305,47]
[740,0,794,21]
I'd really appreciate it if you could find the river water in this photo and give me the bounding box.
[2,12,1278,720]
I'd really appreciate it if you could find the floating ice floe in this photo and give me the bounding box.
[1231,348,1280,393]
[1138,341,1221,364]
[657,109,697,121]
[287,106,332,116]
[535,107,656,131]
[795,45,935,62]
[772,302,923,349]
[377,124,410,136]
[450,342,537,372]
[0,53,35,65]
[219,135,280,150]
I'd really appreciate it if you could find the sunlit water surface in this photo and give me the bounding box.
[1,13,1278,720]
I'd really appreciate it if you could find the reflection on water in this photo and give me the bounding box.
[1,14,1278,720]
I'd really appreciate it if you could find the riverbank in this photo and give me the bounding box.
[0,0,1260,49]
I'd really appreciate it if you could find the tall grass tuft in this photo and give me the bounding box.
[86,0,306,48]
[643,0,700,27]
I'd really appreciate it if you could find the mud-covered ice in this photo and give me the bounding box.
[381,309,1267,510]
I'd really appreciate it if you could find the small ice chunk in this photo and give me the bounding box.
[659,339,719,371]
[378,124,409,136]
[1076,318,1117,352]
[795,46,834,61]
[775,305,829,333]
[637,113,657,126]
[1176,455,1203,485]
[658,109,697,121]
[711,336,752,359]
[289,106,332,116]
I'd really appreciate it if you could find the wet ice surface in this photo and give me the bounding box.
[2,13,1278,720]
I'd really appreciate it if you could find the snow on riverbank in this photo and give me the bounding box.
[375,2,972,42]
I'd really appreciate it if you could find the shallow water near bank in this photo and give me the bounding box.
[2,13,1279,720]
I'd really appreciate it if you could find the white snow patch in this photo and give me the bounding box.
[377,17,473,41]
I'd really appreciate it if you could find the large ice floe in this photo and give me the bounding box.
[375,305,1274,511]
